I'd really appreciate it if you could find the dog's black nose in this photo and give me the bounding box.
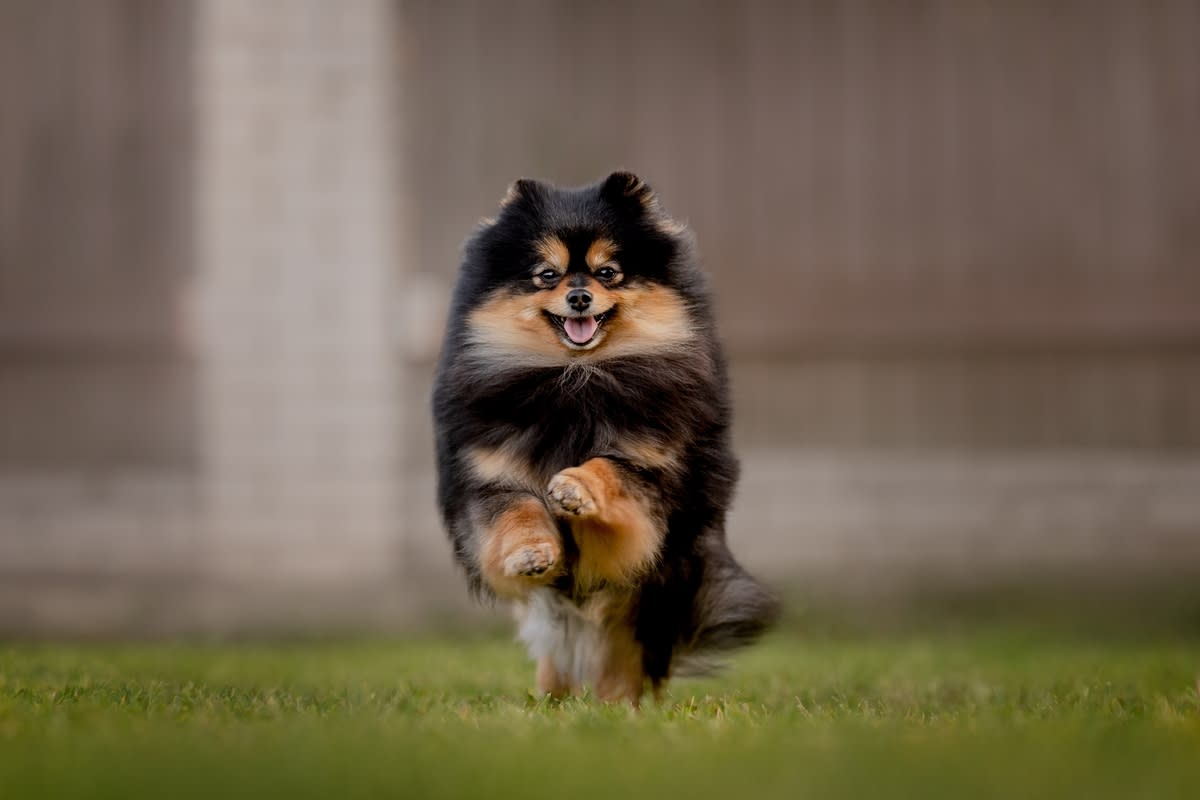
[567,288,592,311]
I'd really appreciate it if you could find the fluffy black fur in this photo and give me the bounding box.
[432,172,778,689]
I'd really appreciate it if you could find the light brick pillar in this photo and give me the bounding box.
[192,1,401,592]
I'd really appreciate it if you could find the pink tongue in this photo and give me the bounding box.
[563,315,599,344]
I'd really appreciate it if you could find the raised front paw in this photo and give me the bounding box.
[503,539,560,578]
[547,469,597,518]
[481,498,564,597]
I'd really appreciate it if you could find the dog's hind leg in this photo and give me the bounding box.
[593,620,646,707]
[536,655,572,699]
[573,591,646,707]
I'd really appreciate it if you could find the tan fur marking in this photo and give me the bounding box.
[578,281,617,314]
[465,283,694,363]
[597,284,696,360]
[467,290,566,361]
[548,458,663,588]
[536,655,572,698]
[467,444,541,489]
[586,238,618,270]
[480,497,562,599]
[582,592,645,705]
[595,622,644,705]
[620,435,682,473]
[536,236,569,271]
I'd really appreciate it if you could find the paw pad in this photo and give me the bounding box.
[503,541,558,578]
[548,472,597,517]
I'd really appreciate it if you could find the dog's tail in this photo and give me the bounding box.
[671,536,780,677]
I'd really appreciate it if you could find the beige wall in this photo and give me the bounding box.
[1,1,1199,634]
[1,0,420,633]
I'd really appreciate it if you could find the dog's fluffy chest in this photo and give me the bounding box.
[515,588,633,691]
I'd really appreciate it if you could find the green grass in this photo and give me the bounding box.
[2,626,1199,799]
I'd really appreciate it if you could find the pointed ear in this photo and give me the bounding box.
[600,171,659,213]
[500,177,547,208]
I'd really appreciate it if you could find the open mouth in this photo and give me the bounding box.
[545,309,614,347]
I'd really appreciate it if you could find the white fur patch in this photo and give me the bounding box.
[515,590,605,688]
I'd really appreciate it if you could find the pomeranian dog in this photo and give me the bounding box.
[432,172,777,704]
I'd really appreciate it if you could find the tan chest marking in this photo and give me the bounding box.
[467,444,543,490]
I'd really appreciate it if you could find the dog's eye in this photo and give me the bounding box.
[537,269,559,283]
[595,266,618,281]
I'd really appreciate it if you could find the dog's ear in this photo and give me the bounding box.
[600,171,659,214]
[500,177,548,209]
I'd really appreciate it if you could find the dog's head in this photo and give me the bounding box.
[457,172,699,363]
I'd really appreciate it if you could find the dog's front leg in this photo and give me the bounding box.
[471,490,564,599]
[546,458,664,589]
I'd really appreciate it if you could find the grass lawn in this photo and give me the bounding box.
[2,624,1199,799]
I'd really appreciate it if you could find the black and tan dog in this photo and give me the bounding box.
[432,172,777,704]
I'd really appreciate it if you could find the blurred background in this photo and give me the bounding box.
[2,0,1198,636]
